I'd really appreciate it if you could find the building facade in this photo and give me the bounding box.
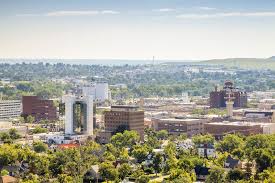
[62,95,93,136]
[22,96,57,121]
[82,82,109,102]
[210,81,247,108]
[0,100,21,120]
[204,121,275,138]
[152,118,207,137]
[104,105,144,140]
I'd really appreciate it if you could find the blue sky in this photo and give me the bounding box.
[0,0,275,60]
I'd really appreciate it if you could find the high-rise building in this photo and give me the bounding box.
[104,105,144,140]
[22,96,57,121]
[210,81,247,108]
[82,82,109,102]
[0,100,22,120]
[62,95,93,135]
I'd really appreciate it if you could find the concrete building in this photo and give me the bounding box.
[82,82,109,102]
[210,81,247,108]
[244,111,275,123]
[152,117,207,137]
[204,121,275,138]
[63,95,93,136]
[104,105,144,140]
[22,96,57,121]
[0,100,21,120]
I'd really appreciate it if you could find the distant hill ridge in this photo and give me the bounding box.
[199,57,275,70]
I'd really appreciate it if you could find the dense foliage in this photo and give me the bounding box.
[0,62,274,100]
[0,130,274,182]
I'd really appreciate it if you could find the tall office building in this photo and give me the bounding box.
[22,96,57,121]
[104,105,144,140]
[63,95,93,135]
[210,81,247,108]
[82,82,109,102]
[0,100,22,120]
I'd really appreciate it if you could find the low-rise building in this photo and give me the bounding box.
[204,121,275,138]
[197,144,216,158]
[152,117,207,137]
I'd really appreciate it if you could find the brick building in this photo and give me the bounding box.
[210,81,247,108]
[152,117,207,137]
[104,105,144,140]
[22,96,57,121]
[204,121,275,139]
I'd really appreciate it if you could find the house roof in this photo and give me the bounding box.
[0,175,18,183]
[195,166,209,176]
[225,156,240,169]
[91,165,99,173]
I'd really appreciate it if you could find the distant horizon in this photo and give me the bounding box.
[1,0,275,59]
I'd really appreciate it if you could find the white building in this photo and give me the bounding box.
[62,95,93,136]
[82,82,109,102]
[0,100,22,121]
[197,144,216,158]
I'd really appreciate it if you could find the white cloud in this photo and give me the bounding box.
[153,8,176,12]
[45,10,100,16]
[45,10,120,16]
[16,14,40,17]
[101,10,120,15]
[197,6,217,11]
[176,12,275,19]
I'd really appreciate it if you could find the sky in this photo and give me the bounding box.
[0,0,275,60]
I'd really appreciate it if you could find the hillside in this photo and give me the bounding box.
[199,58,275,70]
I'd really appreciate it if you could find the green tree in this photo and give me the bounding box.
[118,163,132,180]
[0,169,9,176]
[226,169,244,182]
[99,162,119,181]
[192,134,215,145]
[216,134,244,154]
[0,144,18,165]
[258,168,275,182]
[137,175,150,183]
[146,136,160,149]
[110,130,140,149]
[57,174,74,183]
[252,149,273,173]
[168,169,194,183]
[29,154,50,176]
[0,132,12,143]
[178,158,194,173]
[153,153,164,176]
[206,166,226,183]
[32,126,48,134]
[26,115,35,124]
[33,141,48,153]
[156,130,168,140]
[8,128,21,140]
[132,144,150,163]
[119,148,130,163]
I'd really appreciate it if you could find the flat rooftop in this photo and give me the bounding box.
[158,118,203,122]
[207,121,275,127]
[111,105,139,109]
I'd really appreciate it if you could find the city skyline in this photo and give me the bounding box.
[1,0,275,60]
